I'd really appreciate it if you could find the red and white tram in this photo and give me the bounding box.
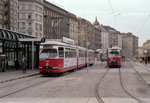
[39,39,94,75]
[107,46,122,68]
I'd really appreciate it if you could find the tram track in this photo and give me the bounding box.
[119,64,145,103]
[94,62,145,103]
[94,68,109,103]
[0,77,56,98]
[130,61,150,87]
[0,75,42,89]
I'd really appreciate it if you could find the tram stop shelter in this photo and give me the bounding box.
[0,28,44,70]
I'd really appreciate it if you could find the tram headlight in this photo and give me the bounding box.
[46,63,49,67]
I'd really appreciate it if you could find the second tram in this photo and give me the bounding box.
[107,46,122,68]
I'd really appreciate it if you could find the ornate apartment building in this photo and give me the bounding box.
[18,0,43,38]
[43,0,69,39]
[93,18,101,51]
[68,12,78,45]
[0,0,18,31]
[78,17,95,49]
[93,18,108,53]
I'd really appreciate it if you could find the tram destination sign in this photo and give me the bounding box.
[62,37,75,45]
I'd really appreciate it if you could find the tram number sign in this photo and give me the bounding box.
[41,38,46,43]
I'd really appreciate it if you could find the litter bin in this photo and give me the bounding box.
[0,54,6,72]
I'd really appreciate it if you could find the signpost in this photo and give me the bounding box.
[86,41,90,73]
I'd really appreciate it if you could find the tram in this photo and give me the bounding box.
[107,46,122,68]
[39,38,94,75]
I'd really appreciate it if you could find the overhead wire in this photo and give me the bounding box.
[107,0,117,28]
[107,0,115,16]
[137,14,150,34]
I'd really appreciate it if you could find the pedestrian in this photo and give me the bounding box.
[140,57,142,63]
[14,59,19,70]
[21,54,26,73]
[144,55,148,65]
[6,57,9,69]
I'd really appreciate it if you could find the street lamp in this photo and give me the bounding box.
[86,41,90,73]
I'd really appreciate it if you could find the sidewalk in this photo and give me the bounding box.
[0,68,39,84]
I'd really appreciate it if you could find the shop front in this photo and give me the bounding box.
[0,28,42,70]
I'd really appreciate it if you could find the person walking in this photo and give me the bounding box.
[14,59,19,70]
[144,55,148,65]
[21,54,26,73]
[6,57,9,69]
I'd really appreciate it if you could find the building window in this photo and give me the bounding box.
[22,4,25,10]
[28,14,31,19]
[28,32,32,35]
[39,24,42,31]
[28,22,32,29]
[35,5,38,11]
[35,14,38,20]
[0,5,3,10]
[0,24,2,28]
[0,15,2,19]
[28,4,32,10]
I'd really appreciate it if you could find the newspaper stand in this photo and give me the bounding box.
[0,54,6,72]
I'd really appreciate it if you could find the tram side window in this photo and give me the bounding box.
[79,51,85,57]
[65,48,70,58]
[65,48,76,58]
[58,47,64,58]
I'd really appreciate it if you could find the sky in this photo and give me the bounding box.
[47,0,150,46]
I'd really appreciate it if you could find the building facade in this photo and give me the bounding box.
[93,18,108,53]
[93,18,101,51]
[143,40,150,56]
[43,0,69,40]
[78,17,95,49]
[103,26,122,49]
[68,12,78,45]
[100,25,109,53]
[122,33,138,58]
[18,0,43,38]
[0,0,18,31]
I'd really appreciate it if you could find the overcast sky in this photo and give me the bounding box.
[47,0,150,46]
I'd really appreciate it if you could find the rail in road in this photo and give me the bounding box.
[119,63,145,103]
[0,75,56,98]
[94,62,147,103]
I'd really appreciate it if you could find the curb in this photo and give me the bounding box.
[0,73,40,84]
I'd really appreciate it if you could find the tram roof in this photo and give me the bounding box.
[108,46,121,50]
[0,28,36,42]
[41,41,88,50]
[41,41,69,46]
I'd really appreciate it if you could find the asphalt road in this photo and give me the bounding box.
[0,61,150,103]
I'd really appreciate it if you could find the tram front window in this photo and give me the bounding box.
[109,51,120,58]
[40,49,57,58]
